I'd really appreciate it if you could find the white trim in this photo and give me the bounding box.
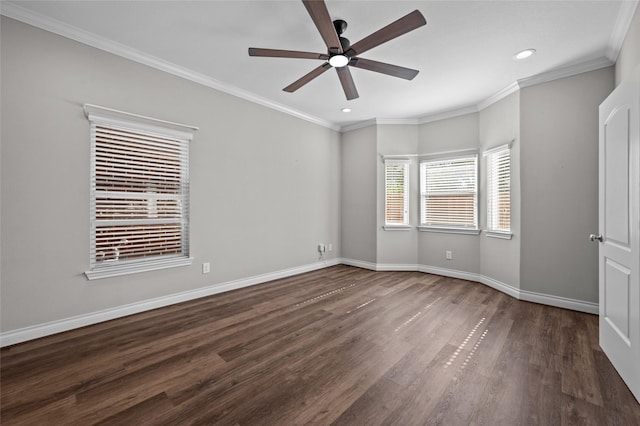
[381,154,420,160]
[482,141,514,156]
[418,148,478,160]
[340,258,378,271]
[485,231,513,240]
[0,258,340,347]
[84,104,199,132]
[477,82,521,111]
[417,264,481,283]
[606,0,639,62]
[370,264,598,315]
[85,257,194,280]
[0,2,339,132]
[382,225,412,231]
[519,288,599,315]
[377,263,419,271]
[87,112,194,142]
[340,119,378,133]
[518,57,614,89]
[418,226,481,235]
[478,274,521,300]
[417,105,479,124]
[0,258,599,347]
[376,118,420,126]
[1,2,624,133]
[383,158,411,164]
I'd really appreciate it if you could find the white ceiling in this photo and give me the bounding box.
[2,1,637,129]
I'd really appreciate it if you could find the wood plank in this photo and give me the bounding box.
[1,265,638,424]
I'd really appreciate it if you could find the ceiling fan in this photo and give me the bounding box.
[248,0,426,101]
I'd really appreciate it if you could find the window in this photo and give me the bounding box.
[384,159,410,229]
[485,144,512,238]
[85,111,193,280]
[420,154,478,233]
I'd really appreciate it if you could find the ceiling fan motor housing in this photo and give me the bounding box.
[333,19,347,35]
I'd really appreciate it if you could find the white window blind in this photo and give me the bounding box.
[420,155,478,229]
[485,145,511,233]
[86,114,193,279]
[384,159,410,226]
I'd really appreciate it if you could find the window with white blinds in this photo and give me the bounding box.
[420,155,478,230]
[85,114,193,280]
[384,159,410,227]
[485,144,511,234]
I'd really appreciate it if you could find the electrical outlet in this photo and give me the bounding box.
[445,250,453,260]
[328,243,333,252]
[202,262,210,274]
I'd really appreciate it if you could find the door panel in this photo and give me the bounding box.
[604,107,630,246]
[604,258,630,343]
[599,81,640,404]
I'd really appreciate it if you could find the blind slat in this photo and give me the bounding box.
[385,162,410,225]
[90,121,190,269]
[420,155,477,227]
[486,148,511,232]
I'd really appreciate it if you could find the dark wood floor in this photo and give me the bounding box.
[1,265,639,425]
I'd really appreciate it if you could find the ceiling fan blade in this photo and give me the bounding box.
[336,66,359,100]
[350,57,419,80]
[302,0,343,54]
[249,48,329,60]
[345,10,426,57]
[283,63,332,92]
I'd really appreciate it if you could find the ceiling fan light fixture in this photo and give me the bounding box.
[514,48,536,60]
[329,54,349,68]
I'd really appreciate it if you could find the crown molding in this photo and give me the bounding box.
[340,119,378,133]
[417,104,479,124]
[517,56,614,89]
[1,1,630,134]
[476,82,520,111]
[0,2,340,132]
[341,55,614,130]
[606,0,639,62]
[376,118,420,126]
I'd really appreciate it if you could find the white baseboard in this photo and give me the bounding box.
[0,258,341,347]
[348,261,599,315]
[0,257,598,347]
[519,288,599,315]
[417,265,482,284]
[377,263,420,272]
[340,258,378,271]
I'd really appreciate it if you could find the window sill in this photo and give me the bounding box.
[85,256,193,280]
[485,231,513,240]
[418,226,481,235]
[383,225,413,231]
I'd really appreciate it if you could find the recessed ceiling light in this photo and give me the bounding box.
[514,49,536,60]
[341,107,351,113]
[329,55,349,68]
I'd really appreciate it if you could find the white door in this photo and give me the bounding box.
[597,81,640,403]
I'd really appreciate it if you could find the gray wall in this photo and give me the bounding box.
[341,125,377,264]
[479,92,521,288]
[1,12,630,336]
[520,67,614,303]
[376,125,418,266]
[0,18,341,332]
[615,4,640,85]
[417,114,481,274]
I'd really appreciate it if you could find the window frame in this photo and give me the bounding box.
[84,111,194,280]
[383,158,411,230]
[484,143,513,239]
[419,153,480,235]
